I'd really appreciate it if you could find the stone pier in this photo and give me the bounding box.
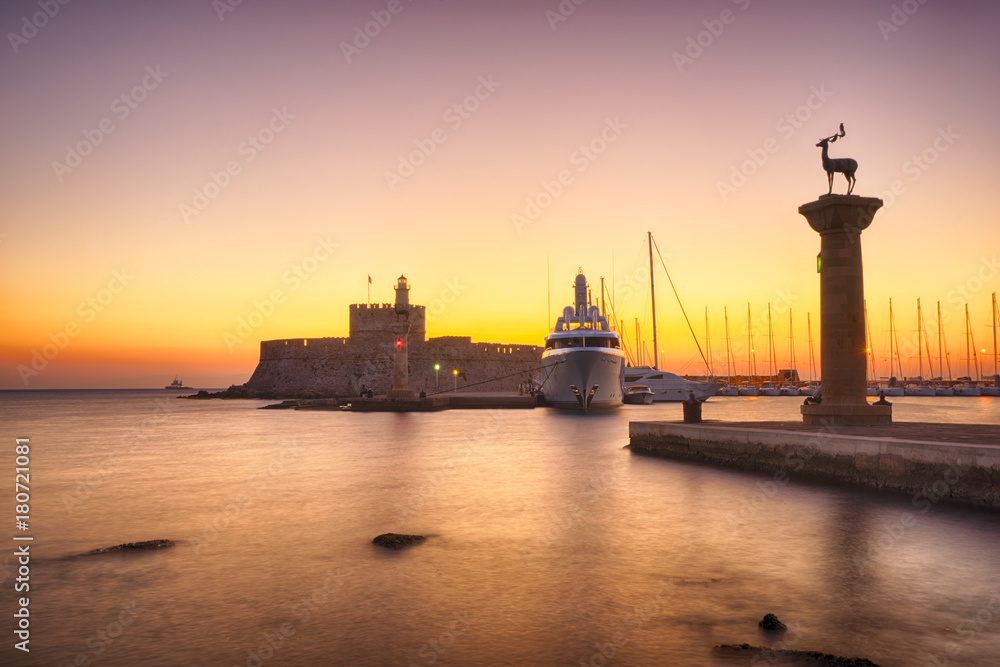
[799,195,891,425]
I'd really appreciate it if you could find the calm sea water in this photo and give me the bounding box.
[2,391,999,667]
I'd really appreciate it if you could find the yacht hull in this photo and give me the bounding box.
[541,349,625,410]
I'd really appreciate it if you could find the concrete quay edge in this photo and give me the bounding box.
[628,421,1000,510]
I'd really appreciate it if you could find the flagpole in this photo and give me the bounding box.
[367,274,371,306]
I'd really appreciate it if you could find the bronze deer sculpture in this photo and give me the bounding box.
[816,123,857,195]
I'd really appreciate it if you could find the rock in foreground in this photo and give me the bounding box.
[372,533,426,550]
[84,539,175,555]
[759,613,788,631]
[715,644,880,666]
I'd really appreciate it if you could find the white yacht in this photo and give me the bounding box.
[540,272,625,410]
[624,385,655,404]
[758,382,781,396]
[903,383,935,397]
[953,383,981,397]
[623,368,722,402]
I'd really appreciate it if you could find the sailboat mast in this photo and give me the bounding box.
[917,298,923,379]
[920,299,933,376]
[705,307,714,379]
[767,303,774,381]
[993,292,999,377]
[789,310,797,381]
[807,312,816,383]
[647,231,658,370]
[724,306,733,384]
[865,299,876,382]
[889,298,902,380]
[747,303,755,385]
[967,305,981,380]
[635,318,641,367]
[600,277,606,318]
[965,304,971,378]
[937,301,945,380]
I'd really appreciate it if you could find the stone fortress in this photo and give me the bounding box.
[242,276,542,397]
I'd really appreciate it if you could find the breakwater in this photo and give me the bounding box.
[629,421,1000,510]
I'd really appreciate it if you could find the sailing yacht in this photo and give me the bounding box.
[540,271,625,410]
[800,312,820,396]
[986,293,1000,396]
[955,304,983,396]
[905,299,935,396]
[932,301,955,395]
[619,232,721,402]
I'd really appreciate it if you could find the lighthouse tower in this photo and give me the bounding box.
[388,274,413,398]
[394,275,410,313]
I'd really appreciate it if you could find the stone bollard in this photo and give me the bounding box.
[682,392,702,423]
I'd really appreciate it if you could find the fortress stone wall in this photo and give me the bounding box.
[241,277,542,397]
[349,303,426,342]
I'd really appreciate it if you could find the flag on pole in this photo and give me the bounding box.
[368,275,372,284]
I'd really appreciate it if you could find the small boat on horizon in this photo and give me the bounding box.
[165,376,190,390]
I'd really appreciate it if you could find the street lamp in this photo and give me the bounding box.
[434,363,440,391]
[453,369,458,392]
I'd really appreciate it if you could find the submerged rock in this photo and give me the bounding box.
[715,644,880,666]
[84,539,175,555]
[372,533,426,550]
[759,613,788,631]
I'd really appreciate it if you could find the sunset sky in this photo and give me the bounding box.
[2,0,998,389]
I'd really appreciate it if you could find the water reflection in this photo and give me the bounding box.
[2,391,999,666]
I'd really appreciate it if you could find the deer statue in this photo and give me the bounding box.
[816,123,857,195]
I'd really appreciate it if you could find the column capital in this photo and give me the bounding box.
[799,195,883,235]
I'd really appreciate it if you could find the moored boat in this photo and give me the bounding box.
[624,368,721,402]
[758,382,780,396]
[540,271,625,410]
[623,385,655,404]
[953,382,981,397]
[903,380,934,397]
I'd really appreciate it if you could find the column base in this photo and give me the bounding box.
[387,389,415,400]
[801,403,892,425]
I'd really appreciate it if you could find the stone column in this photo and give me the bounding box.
[387,321,413,399]
[799,195,891,425]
